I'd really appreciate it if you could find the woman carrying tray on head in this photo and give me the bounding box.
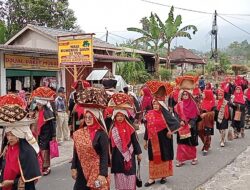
[0,94,41,190]
[29,87,57,176]
[71,87,110,190]
[108,93,142,190]
[174,90,200,166]
[143,81,179,187]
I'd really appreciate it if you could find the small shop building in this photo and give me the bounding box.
[0,24,139,96]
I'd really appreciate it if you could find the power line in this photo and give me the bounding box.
[217,14,250,36]
[109,32,130,40]
[141,0,250,17]
[141,0,212,15]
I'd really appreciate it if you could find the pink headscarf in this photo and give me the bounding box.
[141,87,153,111]
[200,90,215,111]
[233,86,245,104]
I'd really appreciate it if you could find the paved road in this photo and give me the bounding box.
[37,128,250,190]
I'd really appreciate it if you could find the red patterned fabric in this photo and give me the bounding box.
[73,128,109,190]
[233,86,245,104]
[176,144,196,162]
[145,81,165,94]
[3,143,20,190]
[200,90,215,112]
[114,173,136,190]
[0,94,26,108]
[145,109,167,139]
[175,76,198,87]
[110,93,133,107]
[30,87,56,100]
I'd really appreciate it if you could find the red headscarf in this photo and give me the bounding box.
[246,89,250,101]
[85,110,104,142]
[192,87,200,97]
[235,76,243,86]
[141,86,153,111]
[111,112,135,152]
[37,109,45,135]
[233,86,245,104]
[206,82,212,90]
[175,91,199,121]
[217,89,225,110]
[103,107,114,119]
[3,143,20,190]
[172,87,180,102]
[145,101,167,139]
[200,90,215,111]
[74,104,85,119]
[72,80,91,90]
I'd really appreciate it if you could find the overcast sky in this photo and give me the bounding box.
[68,0,250,51]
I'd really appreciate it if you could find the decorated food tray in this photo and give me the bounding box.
[30,87,56,100]
[77,87,108,109]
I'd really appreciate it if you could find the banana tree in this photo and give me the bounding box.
[155,6,198,68]
[127,13,165,74]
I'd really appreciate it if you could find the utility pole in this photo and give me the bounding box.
[211,10,219,81]
[105,27,109,42]
[212,10,218,62]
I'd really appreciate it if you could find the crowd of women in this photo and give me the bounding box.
[0,74,250,190]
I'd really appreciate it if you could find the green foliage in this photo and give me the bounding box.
[226,40,250,64]
[184,70,199,76]
[0,0,77,40]
[116,55,152,84]
[205,53,231,75]
[0,20,7,43]
[155,6,197,57]
[158,67,171,80]
[127,6,197,71]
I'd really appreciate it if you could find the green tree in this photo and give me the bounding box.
[155,6,197,68]
[0,20,7,43]
[0,0,77,40]
[127,13,164,73]
[116,54,151,84]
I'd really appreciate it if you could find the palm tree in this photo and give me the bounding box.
[127,13,165,73]
[155,6,198,68]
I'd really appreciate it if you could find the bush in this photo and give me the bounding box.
[159,67,171,80]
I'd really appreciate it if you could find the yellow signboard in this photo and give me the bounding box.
[58,38,93,66]
[5,54,59,70]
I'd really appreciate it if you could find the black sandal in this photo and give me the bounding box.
[144,180,155,187]
[160,178,167,184]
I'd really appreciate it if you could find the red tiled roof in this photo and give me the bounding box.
[169,48,205,64]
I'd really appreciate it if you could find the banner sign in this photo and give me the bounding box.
[58,37,93,66]
[5,54,58,70]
